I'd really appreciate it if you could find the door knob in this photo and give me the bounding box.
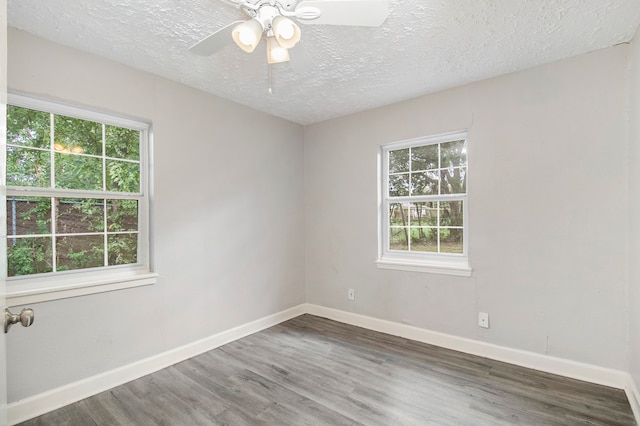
[4,307,35,334]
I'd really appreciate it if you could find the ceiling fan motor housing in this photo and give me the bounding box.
[242,0,320,25]
[255,4,281,33]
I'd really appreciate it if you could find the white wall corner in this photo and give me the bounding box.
[6,304,307,426]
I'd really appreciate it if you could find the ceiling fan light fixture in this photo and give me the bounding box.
[272,16,301,49]
[232,19,263,53]
[267,36,290,64]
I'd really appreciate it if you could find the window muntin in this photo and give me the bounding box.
[6,97,149,281]
[379,131,469,274]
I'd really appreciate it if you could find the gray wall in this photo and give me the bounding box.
[629,27,640,391]
[304,45,629,370]
[6,28,306,401]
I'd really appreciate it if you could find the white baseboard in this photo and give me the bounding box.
[8,303,639,425]
[305,304,630,389]
[307,304,640,425]
[627,375,640,424]
[7,304,307,426]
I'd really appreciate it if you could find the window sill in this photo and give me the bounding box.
[376,257,472,276]
[6,271,158,306]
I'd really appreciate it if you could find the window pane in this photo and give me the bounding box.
[383,135,467,261]
[55,152,103,190]
[7,106,50,149]
[54,115,102,156]
[440,201,464,227]
[106,159,140,192]
[440,228,463,253]
[7,146,50,187]
[441,140,466,168]
[389,174,409,197]
[411,171,439,196]
[440,167,466,195]
[56,235,104,271]
[57,199,105,234]
[389,148,409,173]
[410,227,437,252]
[6,99,147,279]
[389,227,408,251]
[106,126,140,161]
[389,203,408,226]
[7,197,52,235]
[107,200,138,232]
[411,202,437,226]
[108,234,138,266]
[411,145,438,171]
[8,237,53,277]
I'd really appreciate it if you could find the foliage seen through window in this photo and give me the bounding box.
[6,104,142,277]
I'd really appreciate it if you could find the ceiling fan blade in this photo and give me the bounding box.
[296,0,389,27]
[189,20,244,56]
[289,42,314,73]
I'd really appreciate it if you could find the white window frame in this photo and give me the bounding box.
[376,130,471,276]
[4,93,156,306]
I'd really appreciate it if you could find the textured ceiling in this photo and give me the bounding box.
[7,0,640,125]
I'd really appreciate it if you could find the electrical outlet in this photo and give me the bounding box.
[478,312,489,328]
[348,288,355,300]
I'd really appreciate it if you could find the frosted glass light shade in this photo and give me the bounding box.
[272,16,301,49]
[232,19,263,53]
[267,37,290,64]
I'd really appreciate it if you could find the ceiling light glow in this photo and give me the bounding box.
[232,19,263,53]
[267,36,290,64]
[272,16,301,49]
[278,21,294,39]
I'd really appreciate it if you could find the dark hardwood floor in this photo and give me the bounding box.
[19,314,636,425]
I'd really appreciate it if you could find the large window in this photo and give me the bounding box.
[377,131,470,276]
[5,95,155,304]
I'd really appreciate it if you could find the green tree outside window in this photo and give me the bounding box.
[6,105,141,277]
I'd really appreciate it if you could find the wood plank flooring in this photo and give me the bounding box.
[19,314,636,425]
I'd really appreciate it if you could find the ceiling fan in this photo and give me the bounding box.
[189,0,390,66]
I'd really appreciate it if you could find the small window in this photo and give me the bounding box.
[377,131,470,276]
[5,94,155,304]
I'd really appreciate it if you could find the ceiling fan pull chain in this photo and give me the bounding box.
[268,63,273,94]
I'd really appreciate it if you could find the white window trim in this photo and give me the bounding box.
[377,130,471,276]
[6,270,158,306]
[5,93,156,306]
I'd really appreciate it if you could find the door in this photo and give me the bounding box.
[0,0,8,424]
